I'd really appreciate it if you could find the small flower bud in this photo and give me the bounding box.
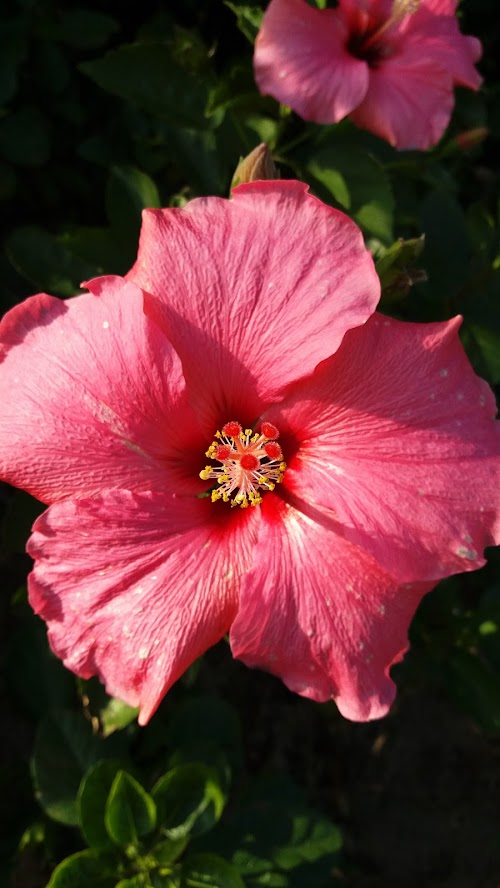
[231,143,279,190]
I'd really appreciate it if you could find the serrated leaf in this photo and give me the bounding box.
[105,771,156,847]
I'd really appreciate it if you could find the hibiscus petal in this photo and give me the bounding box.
[0,275,202,503]
[230,496,432,721]
[128,181,380,433]
[264,314,500,583]
[253,0,369,124]
[28,490,259,724]
[403,4,482,90]
[349,49,455,150]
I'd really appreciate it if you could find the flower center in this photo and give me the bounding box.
[199,421,286,509]
[348,0,420,66]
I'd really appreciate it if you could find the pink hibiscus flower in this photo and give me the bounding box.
[1,181,498,725]
[254,0,482,150]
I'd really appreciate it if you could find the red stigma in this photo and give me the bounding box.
[215,444,231,460]
[222,421,243,437]
[240,453,259,471]
[264,441,282,460]
[261,421,279,439]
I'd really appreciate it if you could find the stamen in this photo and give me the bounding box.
[360,0,420,52]
[199,420,286,508]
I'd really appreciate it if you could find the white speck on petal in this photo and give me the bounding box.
[346,584,353,592]
[439,369,448,377]
[307,629,314,638]
[456,545,477,560]
[102,320,109,329]
[378,605,386,615]
[138,646,150,659]
[457,392,464,401]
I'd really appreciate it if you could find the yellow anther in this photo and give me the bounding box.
[200,468,212,480]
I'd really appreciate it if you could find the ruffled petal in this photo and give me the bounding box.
[254,0,369,123]
[349,50,454,149]
[349,3,481,149]
[0,275,202,503]
[230,496,432,721]
[128,182,380,434]
[28,490,259,724]
[264,314,500,583]
[403,4,482,89]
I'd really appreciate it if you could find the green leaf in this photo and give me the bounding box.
[115,877,152,888]
[273,816,342,869]
[80,44,210,128]
[192,777,342,886]
[6,614,75,720]
[56,9,119,50]
[150,836,189,866]
[32,710,104,825]
[106,165,160,257]
[225,4,263,43]
[0,160,16,200]
[306,144,394,243]
[152,763,226,840]
[78,760,125,849]
[467,324,500,384]
[182,853,245,888]
[375,236,426,303]
[81,677,139,737]
[46,850,117,888]
[168,696,243,773]
[5,226,98,296]
[0,107,50,167]
[0,19,27,105]
[444,649,500,733]
[105,771,157,847]
[419,190,470,301]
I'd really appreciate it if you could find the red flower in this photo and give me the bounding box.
[0,182,498,723]
[254,0,482,149]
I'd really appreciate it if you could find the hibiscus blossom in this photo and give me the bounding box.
[254,0,482,150]
[1,181,498,724]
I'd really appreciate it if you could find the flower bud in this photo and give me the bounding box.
[231,143,279,190]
